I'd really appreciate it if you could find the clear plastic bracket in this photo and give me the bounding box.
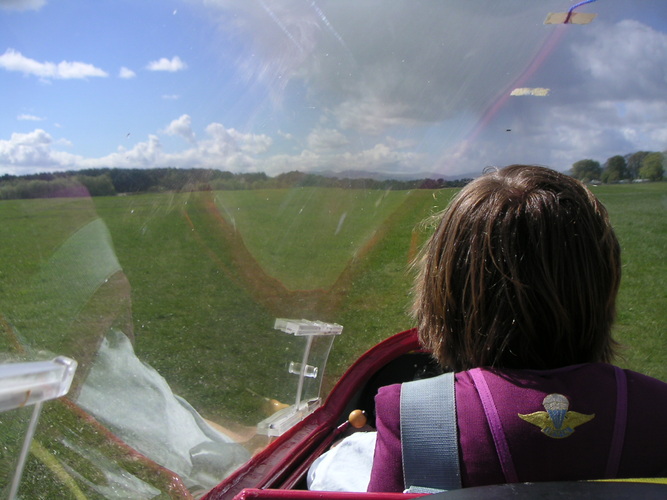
[1,356,77,500]
[257,319,342,437]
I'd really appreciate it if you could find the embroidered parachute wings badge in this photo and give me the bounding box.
[518,393,595,439]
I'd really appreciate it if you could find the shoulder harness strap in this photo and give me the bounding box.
[469,367,519,483]
[605,366,628,478]
[400,371,461,492]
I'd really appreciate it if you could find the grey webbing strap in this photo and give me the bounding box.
[400,371,461,491]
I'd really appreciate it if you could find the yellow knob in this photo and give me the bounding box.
[348,409,367,429]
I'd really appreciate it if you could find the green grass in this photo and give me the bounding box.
[328,189,457,375]
[0,197,101,355]
[92,192,280,422]
[101,183,667,388]
[592,184,667,380]
[0,183,665,497]
[213,188,413,290]
[0,183,665,425]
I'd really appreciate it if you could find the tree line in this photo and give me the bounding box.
[0,167,473,200]
[570,151,665,183]
[2,150,662,201]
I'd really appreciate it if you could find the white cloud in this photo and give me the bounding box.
[119,67,136,79]
[201,1,553,134]
[146,56,187,72]
[421,17,667,175]
[260,141,425,177]
[192,2,666,176]
[306,127,348,151]
[334,98,422,135]
[163,114,196,143]
[0,129,52,160]
[0,129,80,172]
[340,143,424,172]
[80,135,163,170]
[0,121,433,178]
[0,49,107,79]
[384,136,416,150]
[17,114,44,121]
[0,119,276,173]
[146,123,272,171]
[574,20,667,101]
[277,130,293,140]
[3,116,423,176]
[489,19,667,170]
[205,123,272,156]
[202,0,323,101]
[4,3,667,180]
[434,92,667,176]
[0,0,46,11]
[233,130,273,155]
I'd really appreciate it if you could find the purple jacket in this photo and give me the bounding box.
[368,364,667,492]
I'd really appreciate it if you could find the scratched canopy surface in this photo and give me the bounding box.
[0,0,666,497]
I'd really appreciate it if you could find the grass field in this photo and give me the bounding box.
[213,188,414,290]
[0,183,665,431]
[592,183,667,379]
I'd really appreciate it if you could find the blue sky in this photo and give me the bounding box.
[1,0,666,177]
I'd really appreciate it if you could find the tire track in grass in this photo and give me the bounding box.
[181,189,437,323]
[182,190,336,319]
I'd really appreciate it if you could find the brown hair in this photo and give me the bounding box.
[414,165,620,371]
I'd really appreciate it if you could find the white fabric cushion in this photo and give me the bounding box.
[307,431,377,492]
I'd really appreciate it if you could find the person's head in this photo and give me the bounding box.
[414,165,621,371]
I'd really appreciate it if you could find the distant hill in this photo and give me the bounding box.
[316,168,481,181]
